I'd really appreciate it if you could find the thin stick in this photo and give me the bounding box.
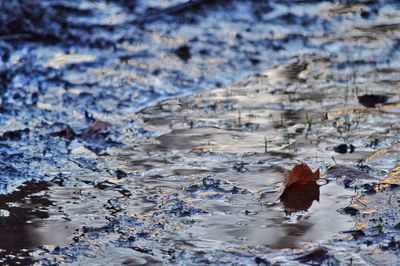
[264,136,268,153]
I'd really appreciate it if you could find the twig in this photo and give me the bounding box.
[264,136,268,153]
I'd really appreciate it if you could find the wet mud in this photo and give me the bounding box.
[1,0,400,265]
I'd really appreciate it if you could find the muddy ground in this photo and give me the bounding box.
[0,0,400,265]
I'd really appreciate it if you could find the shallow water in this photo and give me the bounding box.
[0,181,78,264]
[170,181,354,250]
[1,0,400,264]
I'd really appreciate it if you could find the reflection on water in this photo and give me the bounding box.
[280,181,320,215]
[168,180,354,250]
[0,181,75,264]
[1,0,399,263]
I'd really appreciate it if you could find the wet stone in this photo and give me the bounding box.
[358,94,389,108]
[326,165,372,181]
[342,229,366,239]
[339,206,359,216]
[115,169,127,179]
[333,144,355,154]
[174,45,191,62]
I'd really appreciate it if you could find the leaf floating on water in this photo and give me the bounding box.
[260,163,320,213]
[278,163,320,214]
[358,94,388,108]
[284,163,320,188]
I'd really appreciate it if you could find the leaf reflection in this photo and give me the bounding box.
[280,181,320,215]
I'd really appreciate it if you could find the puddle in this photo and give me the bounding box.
[1,0,400,264]
[0,181,77,264]
[170,181,354,250]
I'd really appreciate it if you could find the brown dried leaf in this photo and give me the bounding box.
[278,163,320,214]
[80,121,112,140]
[52,126,76,140]
[260,163,320,206]
[284,163,320,188]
